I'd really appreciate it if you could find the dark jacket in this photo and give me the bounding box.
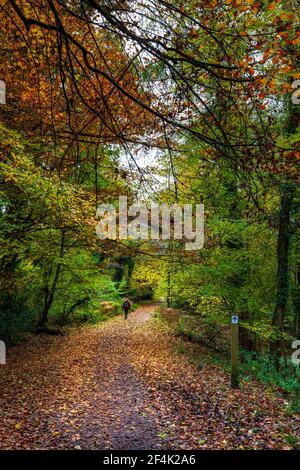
[122,300,130,311]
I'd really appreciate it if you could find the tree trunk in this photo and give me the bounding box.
[39,262,62,327]
[270,187,294,365]
[39,233,65,327]
[167,269,171,307]
[270,66,299,362]
[294,265,300,339]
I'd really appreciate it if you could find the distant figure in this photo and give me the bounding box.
[122,298,131,319]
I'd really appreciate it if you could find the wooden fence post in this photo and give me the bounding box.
[231,315,239,388]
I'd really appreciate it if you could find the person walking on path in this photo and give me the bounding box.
[122,298,131,319]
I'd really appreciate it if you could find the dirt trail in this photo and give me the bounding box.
[0,304,299,450]
[66,305,162,450]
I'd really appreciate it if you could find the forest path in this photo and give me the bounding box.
[0,304,298,450]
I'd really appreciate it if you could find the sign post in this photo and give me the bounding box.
[0,340,6,365]
[231,315,239,388]
[0,81,6,105]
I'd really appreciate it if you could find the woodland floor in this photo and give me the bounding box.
[0,303,299,450]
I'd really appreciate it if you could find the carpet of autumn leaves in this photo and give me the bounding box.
[0,304,299,450]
